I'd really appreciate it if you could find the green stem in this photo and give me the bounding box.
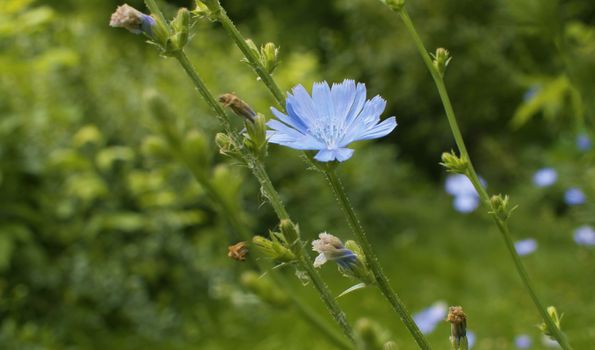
[325,170,431,350]
[396,8,573,350]
[138,7,358,340]
[206,5,432,347]
[210,3,286,107]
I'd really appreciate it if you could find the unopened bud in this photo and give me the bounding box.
[356,318,392,349]
[539,306,563,339]
[440,150,469,174]
[447,306,468,350]
[383,0,405,12]
[215,132,241,160]
[171,8,191,49]
[244,114,268,158]
[432,48,452,77]
[280,219,300,247]
[489,194,516,222]
[252,234,296,263]
[219,93,256,122]
[261,42,280,74]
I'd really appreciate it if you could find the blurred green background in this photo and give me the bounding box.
[1,0,594,348]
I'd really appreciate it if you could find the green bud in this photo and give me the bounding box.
[252,234,296,263]
[440,150,469,174]
[356,318,391,349]
[244,39,260,61]
[432,48,452,77]
[383,0,405,12]
[73,125,103,148]
[539,306,564,338]
[171,8,191,50]
[215,132,242,160]
[383,341,398,350]
[261,42,280,74]
[279,219,300,247]
[343,240,375,284]
[240,271,290,307]
[489,194,517,222]
[244,114,268,159]
[193,1,218,21]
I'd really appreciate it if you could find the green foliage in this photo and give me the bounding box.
[1,0,594,348]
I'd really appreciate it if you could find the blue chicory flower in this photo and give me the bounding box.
[413,301,448,334]
[564,187,586,206]
[515,334,533,349]
[467,330,476,349]
[514,238,537,256]
[574,225,595,246]
[576,133,592,151]
[532,168,557,188]
[445,174,485,213]
[267,80,397,162]
[110,4,156,36]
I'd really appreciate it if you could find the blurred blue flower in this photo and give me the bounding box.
[523,85,540,102]
[267,80,397,162]
[445,174,485,213]
[532,168,557,188]
[467,330,476,349]
[110,4,155,36]
[541,335,560,348]
[564,187,586,206]
[515,334,532,349]
[413,301,447,334]
[574,225,595,246]
[576,133,592,151]
[515,239,537,256]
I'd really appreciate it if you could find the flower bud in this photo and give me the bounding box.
[440,150,469,174]
[261,42,280,74]
[432,48,452,77]
[383,0,406,12]
[215,132,242,160]
[280,219,300,247]
[447,306,467,350]
[110,4,156,36]
[312,233,374,284]
[252,234,296,263]
[171,8,191,50]
[539,306,563,339]
[244,114,268,158]
[489,194,517,222]
[356,318,392,349]
[240,271,290,307]
[141,135,172,160]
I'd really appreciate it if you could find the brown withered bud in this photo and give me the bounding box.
[228,241,249,261]
[219,93,256,122]
[447,306,467,349]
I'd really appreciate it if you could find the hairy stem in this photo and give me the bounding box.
[325,170,432,350]
[395,7,572,350]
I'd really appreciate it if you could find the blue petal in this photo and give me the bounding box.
[312,81,335,123]
[271,106,307,133]
[313,148,354,162]
[289,85,319,124]
[343,82,367,127]
[351,117,397,142]
[331,80,357,124]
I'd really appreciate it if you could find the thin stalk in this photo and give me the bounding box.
[140,1,358,339]
[206,3,432,347]
[396,8,572,350]
[325,169,431,350]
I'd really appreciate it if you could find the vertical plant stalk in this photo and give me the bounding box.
[395,7,572,350]
[325,169,431,350]
[142,1,357,341]
[206,2,432,348]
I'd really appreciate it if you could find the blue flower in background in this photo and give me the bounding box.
[532,168,557,188]
[515,239,537,256]
[467,330,476,349]
[576,133,592,151]
[523,85,540,102]
[413,301,447,334]
[564,187,586,206]
[574,225,595,246]
[267,80,397,162]
[515,334,532,349]
[445,174,485,213]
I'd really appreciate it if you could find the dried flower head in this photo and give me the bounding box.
[311,232,356,268]
[219,93,256,122]
[110,4,155,35]
[227,241,248,261]
[447,306,468,349]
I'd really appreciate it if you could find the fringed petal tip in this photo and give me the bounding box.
[314,148,354,162]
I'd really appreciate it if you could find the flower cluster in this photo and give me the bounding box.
[267,80,397,162]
